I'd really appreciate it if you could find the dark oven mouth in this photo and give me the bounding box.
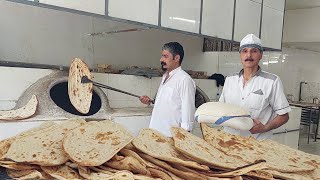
[49,81,102,116]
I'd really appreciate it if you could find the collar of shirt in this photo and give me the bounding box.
[162,66,182,84]
[238,66,262,88]
[238,66,262,77]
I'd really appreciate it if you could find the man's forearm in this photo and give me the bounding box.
[265,113,289,132]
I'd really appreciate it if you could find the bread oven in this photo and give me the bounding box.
[15,71,113,120]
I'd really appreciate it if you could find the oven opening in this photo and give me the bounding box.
[50,82,101,116]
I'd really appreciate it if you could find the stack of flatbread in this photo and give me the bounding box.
[1,119,319,180]
[201,123,320,180]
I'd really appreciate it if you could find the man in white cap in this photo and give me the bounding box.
[219,34,291,140]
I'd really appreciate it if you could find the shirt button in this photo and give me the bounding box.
[242,97,244,100]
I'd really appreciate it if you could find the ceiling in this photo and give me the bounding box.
[285,0,320,10]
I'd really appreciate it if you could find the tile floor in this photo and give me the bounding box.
[298,133,320,155]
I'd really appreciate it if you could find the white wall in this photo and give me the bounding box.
[283,7,320,43]
[0,1,211,74]
[0,1,94,67]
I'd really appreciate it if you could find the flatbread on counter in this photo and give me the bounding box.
[68,58,93,114]
[132,128,209,171]
[171,127,249,170]
[41,165,82,180]
[3,119,86,166]
[62,120,134,166]
[201,123,316,173]
[0,95,37,121]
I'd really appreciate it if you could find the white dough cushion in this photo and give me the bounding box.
[195,102,253,131]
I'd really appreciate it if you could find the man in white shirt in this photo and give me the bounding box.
[219,34,291,140]
[140,42,196,137]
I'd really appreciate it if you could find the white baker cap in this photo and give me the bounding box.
[239,34,263,52]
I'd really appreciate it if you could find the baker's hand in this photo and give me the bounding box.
[139,96,151,105]
[249,119,267,134]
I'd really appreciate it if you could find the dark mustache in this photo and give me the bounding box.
[161,62,166,66]
[245,58,254,61]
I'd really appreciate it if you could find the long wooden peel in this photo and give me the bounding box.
[81,75,154,104]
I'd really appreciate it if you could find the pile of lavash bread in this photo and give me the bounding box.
[0,119,319,180]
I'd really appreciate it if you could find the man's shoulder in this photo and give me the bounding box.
[226,72,240,80]
[179,69,194,80]
[258,70,278,81]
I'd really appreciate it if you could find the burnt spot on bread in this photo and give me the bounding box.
[175,131,186,140]
[155,137,166,143]
[79,128,85,134]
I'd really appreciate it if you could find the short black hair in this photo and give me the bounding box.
[162,42,184,64]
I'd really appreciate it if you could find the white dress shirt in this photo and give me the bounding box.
[219,68,291,140]
[149,66,196,137]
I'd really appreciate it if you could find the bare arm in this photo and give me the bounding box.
[250,113,289,134]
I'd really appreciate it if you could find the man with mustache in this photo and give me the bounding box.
[219,34,290,140]
[140,42,196,137]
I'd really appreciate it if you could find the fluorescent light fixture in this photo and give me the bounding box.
[269,60,279,64]
[169,17,196,24]
[262,62,268,65]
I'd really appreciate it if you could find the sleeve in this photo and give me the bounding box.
[180,77,196,131]
[269,77,291,115]
[219,77,229,102]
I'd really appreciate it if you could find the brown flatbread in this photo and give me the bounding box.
[201,123,316,173]
[3,119,86,166]
[138,153,205,180]
[68,58,93,114]
[63,120,134,166]
[104,155,149,175]
[132,128,209,171]
[171,127,248,170]
[0,139,13,160]
[41,165,82,180]
[0,95,37,120]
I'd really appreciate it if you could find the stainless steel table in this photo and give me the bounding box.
[289,102,320,143]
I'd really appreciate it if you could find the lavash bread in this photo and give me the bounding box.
[132,128,209,171]
[6,168,53,180]
[104,155,149,175]
[0,139,13,160]
[195,102,253,131]
[138,153,205,180]
[170,127,248,170]
[0,95,37,120]
[62,120,134,166]
[201,123,316,173]
[201,123,264,164]
[79,166,134,180]
[0,122,55,160]
[120,148,156,168]
[68,58,93,114]
[0,160,39,170]
[40,165,82,180]
[3,119,86,166]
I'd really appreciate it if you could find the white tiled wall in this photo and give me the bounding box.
[216,47,320,103]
